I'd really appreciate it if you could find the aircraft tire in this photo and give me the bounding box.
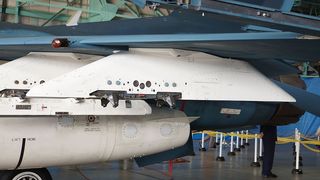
[0,168,52,180]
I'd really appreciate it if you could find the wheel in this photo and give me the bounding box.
[0,168,52,180]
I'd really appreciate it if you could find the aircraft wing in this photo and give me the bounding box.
[0,2,320,61]
[0,31,320,62]
[77,32,320,61]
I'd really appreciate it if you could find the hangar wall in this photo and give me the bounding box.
[0,0,168,26]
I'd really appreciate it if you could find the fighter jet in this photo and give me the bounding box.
[0,0,320,179]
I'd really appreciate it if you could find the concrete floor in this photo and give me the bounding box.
[49,140,320,180]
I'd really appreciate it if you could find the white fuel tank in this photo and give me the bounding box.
[0,108,189,170]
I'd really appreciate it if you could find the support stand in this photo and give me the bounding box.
[215,132,220,146]
[234,131,241,152]
[240,130,245,148]
[228,133,236,156]
[292,129,303,174]
[199,131,206,151]
[250,134,260,167]
[216,133,225,161]
[258,138,263,161]
[245,130,250,146]
[168,160,173,177]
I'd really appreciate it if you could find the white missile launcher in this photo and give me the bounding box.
[26,48,295,108]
